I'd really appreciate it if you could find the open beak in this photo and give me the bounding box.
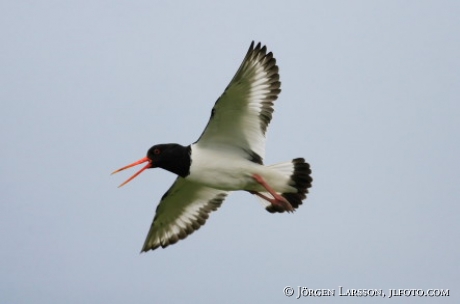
[111,157,152,188]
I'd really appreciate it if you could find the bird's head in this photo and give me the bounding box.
[111,144,187,187]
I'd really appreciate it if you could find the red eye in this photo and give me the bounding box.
[154,148,161,155]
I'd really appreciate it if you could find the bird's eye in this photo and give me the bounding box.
[154,148,161,155]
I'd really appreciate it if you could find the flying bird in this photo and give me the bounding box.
[112,42,313,252]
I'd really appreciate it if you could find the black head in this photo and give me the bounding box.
[112,143,191,187]
[146,143,190,175]
[146,144,184,166]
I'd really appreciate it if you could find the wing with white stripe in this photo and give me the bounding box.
[141,177,227,252]
[195,41,281,161]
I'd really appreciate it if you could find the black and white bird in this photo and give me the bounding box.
[112,42,313,252]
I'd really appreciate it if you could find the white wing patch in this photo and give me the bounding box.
[195,42,281,162]
[141,178,227,252]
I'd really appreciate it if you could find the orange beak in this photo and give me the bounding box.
[111,157,152,188]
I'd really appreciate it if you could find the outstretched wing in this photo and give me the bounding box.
[141,177,228,252]
[195,41,281,162]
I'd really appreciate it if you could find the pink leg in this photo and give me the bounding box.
[251,174,294,212]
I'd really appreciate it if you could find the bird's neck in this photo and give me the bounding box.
[160,145,191,177]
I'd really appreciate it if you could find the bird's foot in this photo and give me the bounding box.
[250,191,294,212]
[251,174,294,212]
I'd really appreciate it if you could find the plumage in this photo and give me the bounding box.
[195,41,280,160]
[141,178,227,251]
[112,41,313,252]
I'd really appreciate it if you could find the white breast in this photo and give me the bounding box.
[187,144,294,193]
[187,144,257,190]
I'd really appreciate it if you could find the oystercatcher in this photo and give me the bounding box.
[112,42,312,252]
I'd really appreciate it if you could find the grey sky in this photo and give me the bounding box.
[1,1,459,303]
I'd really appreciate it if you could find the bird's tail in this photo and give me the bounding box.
[259,158,312,213]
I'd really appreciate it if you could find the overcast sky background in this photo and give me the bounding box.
[1,1,459,303]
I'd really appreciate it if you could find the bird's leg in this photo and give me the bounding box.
[251,174,294,212]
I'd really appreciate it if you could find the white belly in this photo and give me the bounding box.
[187,144,293,192]
[188,147,255,190]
